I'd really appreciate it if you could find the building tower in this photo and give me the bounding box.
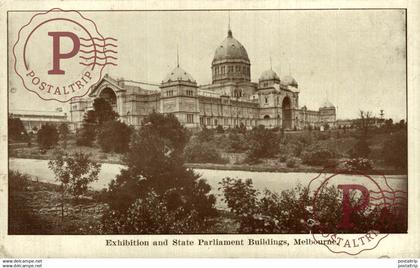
[160,55,200,128]
[211,23,251,84]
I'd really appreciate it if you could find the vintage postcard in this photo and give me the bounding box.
[1,0,419,259]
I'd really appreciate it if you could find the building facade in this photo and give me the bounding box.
[70,27,336,130]
[9,109,68,133]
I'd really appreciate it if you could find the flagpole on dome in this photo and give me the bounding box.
[228,11,232,37]
[176,44,180,67]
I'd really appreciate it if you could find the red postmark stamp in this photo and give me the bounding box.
[304,164,407,255]
[13,8,118,102]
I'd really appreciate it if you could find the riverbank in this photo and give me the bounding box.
[186,162,406,175]
[9,154,407,175]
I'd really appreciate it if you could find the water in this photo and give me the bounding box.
[9,158,407,208]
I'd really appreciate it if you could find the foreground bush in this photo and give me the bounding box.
[101,191,211,234]
[219,177,406,234]
[101,113,216,234]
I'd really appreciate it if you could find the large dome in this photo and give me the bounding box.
[162,66,196,84]
[259,69,280,81]
[213,30,250,63]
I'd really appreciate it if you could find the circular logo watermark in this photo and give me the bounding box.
[304,164,407,255]
[13,8,118,102]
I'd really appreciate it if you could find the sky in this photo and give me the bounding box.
[8,9,406,120]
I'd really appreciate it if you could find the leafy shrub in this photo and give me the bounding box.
[279,142,304,157]
[37,124,59,149]
[197,127,214,142]
[98,120,132,153]
[9,117,28,141]
[227,132,248,153]
[9,170,29,192]
[101,191,211,234]
[301,146,336,166]
[48,150,101,198]
[220,177,406,234]
[215,125,224,133]
[344,158,373,173]
[184,141,227,164]
[323,158,339,169]
[286,157,300,168]
[278,154,287,162]
[245,126,280,162]
[349,137,371,158]
[76,123,96,146]
[219,178,311,233]
[58,123,70,149]
[383,131,407,170]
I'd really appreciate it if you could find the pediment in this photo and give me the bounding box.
[89,76,124,97]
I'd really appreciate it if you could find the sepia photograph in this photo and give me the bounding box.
[7,9,408,242]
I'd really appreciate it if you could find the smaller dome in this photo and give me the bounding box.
[321,100,335,108]
[281,75,298,87]
[162,66,196,83]
[259,69,280,81]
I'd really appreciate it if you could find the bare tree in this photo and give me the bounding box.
[359,110,372,137]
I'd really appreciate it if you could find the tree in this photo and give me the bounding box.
[101,113,216,234]
[92,98,118,126]
[385,119,393,129]
[359,110,372,137]
[383,131,407,170]
[37,124,59,149]
[8,116,27,141]
[97,120,132,153]
[58,123,70,149]
[398,119,406,129]
[48,151,101,222]
[76,98,119,146]
[76,111,96,146]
